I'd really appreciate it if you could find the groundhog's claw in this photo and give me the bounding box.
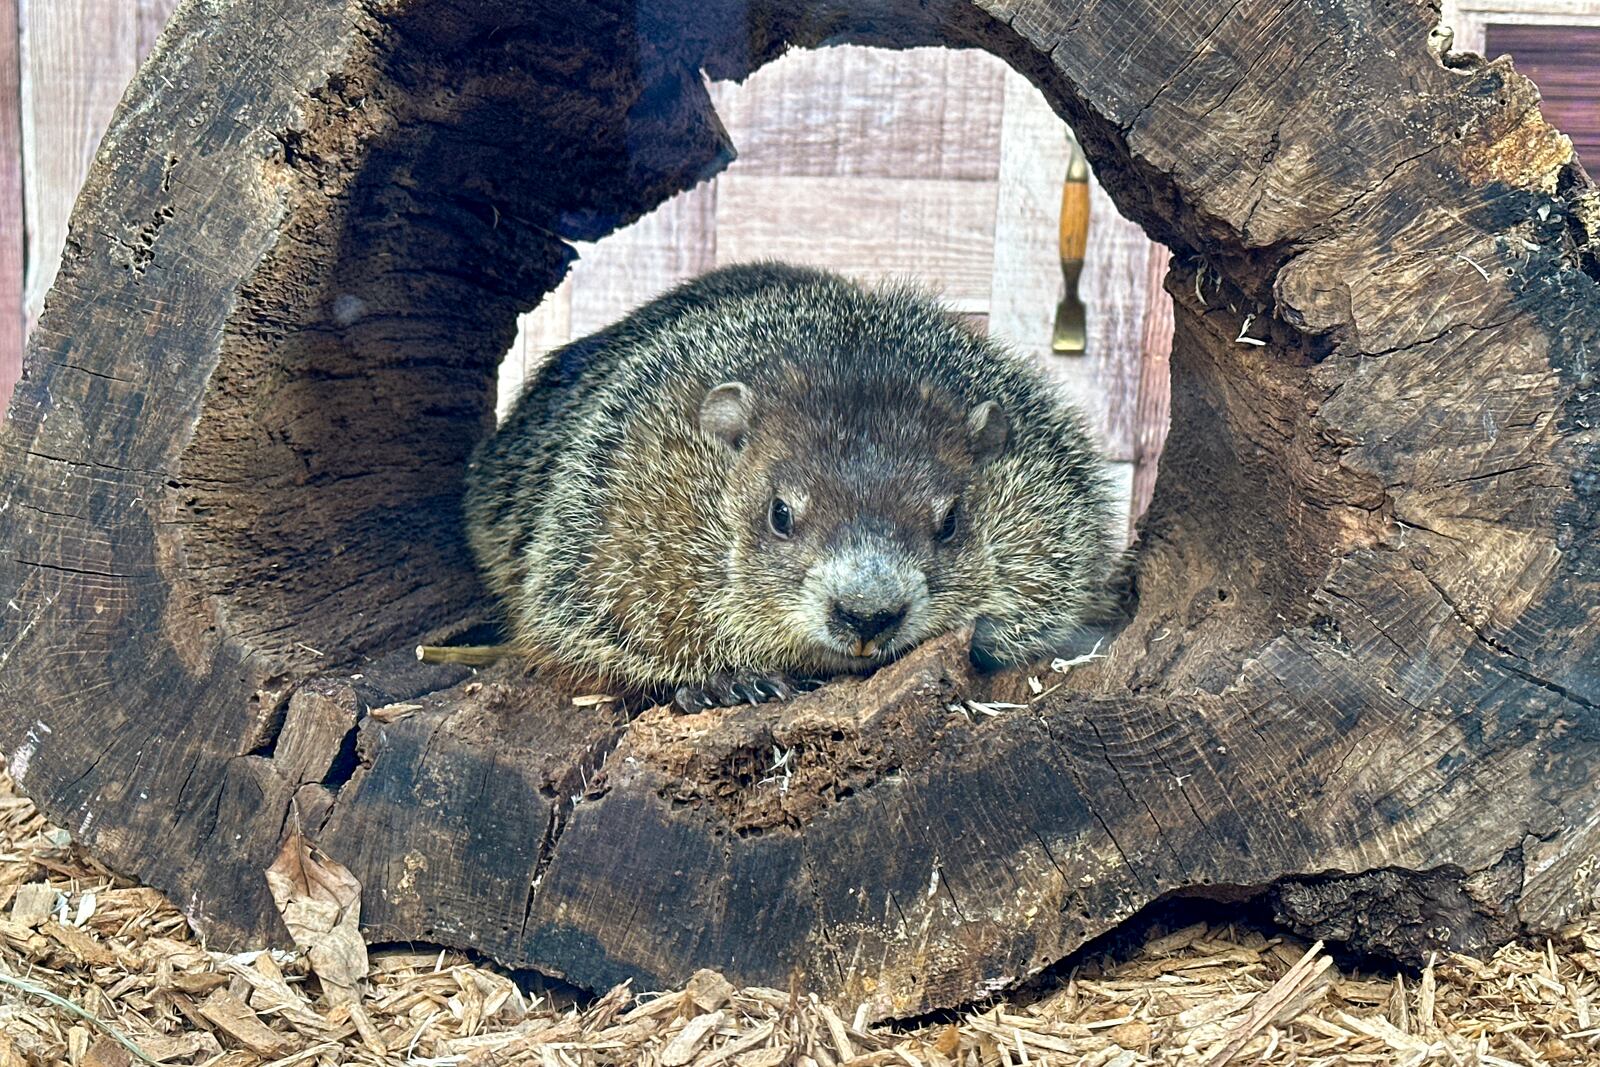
[672,672,804,712]
[755,678,792,701]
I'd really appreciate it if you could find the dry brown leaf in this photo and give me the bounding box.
[264,832,368,1005]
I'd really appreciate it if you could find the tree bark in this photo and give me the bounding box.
[0,0,1595,1019]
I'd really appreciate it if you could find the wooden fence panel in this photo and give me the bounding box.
[715,174,997,312]
[988,68,1071,384]
[1079,178,1157,464]
[1484,23,1600,164]
[1131,244,1174,535]
[707,46,1007,180]
[568,181,717,338]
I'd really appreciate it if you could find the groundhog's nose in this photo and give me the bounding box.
[830,602,908,650]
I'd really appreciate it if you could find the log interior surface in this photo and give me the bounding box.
[0,0,1595,1018]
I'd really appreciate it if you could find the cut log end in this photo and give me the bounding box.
[0,0,1594,1019]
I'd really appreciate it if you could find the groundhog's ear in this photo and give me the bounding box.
[699,381,754,450]
[967,400,1009,464]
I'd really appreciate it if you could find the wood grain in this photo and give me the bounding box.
[989,67,1071,372]
[1058,177,1089,261]
[18,0,139,327]
[1076,177,1158,463]
[1440,0,1600,55]
[715,174,996,311]
[0,0,22,415]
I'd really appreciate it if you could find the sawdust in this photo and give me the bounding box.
[0,770,1594,1065]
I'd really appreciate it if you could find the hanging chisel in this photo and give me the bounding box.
[1051,131,1091,354]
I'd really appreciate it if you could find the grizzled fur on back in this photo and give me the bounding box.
[464,262,1117,701]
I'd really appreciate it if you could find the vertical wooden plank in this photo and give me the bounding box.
[1130,243,1174,537]
[990,66,1161,528]
[19,0,139,328]
[136,0,181,61]
[0,0,23,416]
[1077,179,1157,463]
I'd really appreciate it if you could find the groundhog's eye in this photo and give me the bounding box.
[769,497,794,539]
[936,500,959,543]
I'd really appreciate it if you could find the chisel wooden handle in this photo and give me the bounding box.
[1059,169,1090,265]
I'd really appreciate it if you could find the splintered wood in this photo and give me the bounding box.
[0,773,1595,1065]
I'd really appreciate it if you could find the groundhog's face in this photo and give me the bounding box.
[699,379,1007,672]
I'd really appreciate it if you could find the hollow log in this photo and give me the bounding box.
[0,0,1596,1019]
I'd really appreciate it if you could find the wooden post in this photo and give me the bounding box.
[0,0,1595,1020]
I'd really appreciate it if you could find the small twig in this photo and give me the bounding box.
[0,970,157,1064]
[404,1007,443,1061]
[1051,639,1106,673]
[416,644,512,666]
[1453,252,1491,281]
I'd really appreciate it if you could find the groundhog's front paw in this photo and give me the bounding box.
[671,672,820,712]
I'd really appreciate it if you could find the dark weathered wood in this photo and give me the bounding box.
[0,0,22,413]
[0,0,1596,1021]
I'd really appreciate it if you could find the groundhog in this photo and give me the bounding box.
[463,262,1118,709]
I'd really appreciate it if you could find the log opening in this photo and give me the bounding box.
[0,0,1595,1019]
